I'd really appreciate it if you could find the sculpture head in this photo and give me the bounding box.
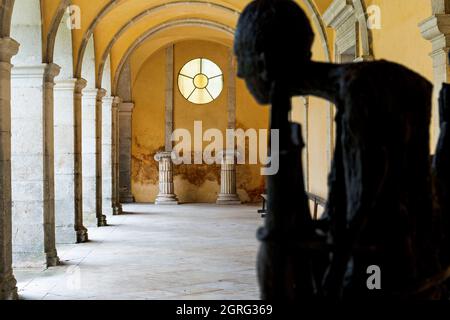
[234,0,314,104]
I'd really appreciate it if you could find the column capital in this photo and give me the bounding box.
[11,64,47,79]
[112,96,122,108]
[103,94,114,105]
[419,14,450,45]
[119,102,134,113]
[44,63,61,84]
[0,37,19,63]
[82,87,99,98]
[154,151,175,162]
[75,78,87,94]
[54,78,77,91]
[96,88,107,102]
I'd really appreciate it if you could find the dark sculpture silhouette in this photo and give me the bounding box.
[235,0,450,300]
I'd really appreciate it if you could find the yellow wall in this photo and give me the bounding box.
[40,0,436,205]
[290,13,332,200]
[131,40,268,203]
[365,0,436,145]
[173,40,228,203]
[131,47,166,202]
[365,0,432,82]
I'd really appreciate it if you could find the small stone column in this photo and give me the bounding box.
[54,79,78,244]
[216,150,241,205]
[102,95,114,217]
[74,79,88,242]
[95,89,107,226]
[81,87,98,227]
[112,97,123,215]
[118,102,135,203]
[154,152,179,205]
[0,37,19,300]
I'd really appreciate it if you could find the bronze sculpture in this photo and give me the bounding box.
[235,0,450,299]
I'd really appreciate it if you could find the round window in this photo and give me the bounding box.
[178,58,223,105]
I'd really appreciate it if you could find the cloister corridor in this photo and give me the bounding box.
[14,204,261,300]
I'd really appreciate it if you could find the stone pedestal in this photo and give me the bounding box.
[154,152,179,205]
[112,97,123,215]
[74,79,88,243]
[54,79,78,244]
[0,37,19,300]
[216,150,241,205]
[11,63,60,267]
[119,102,135,203]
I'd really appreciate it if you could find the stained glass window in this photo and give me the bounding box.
[178,58,223,104]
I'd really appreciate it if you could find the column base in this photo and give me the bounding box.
[155,194,179,205]
[0,273,18,300]
[97,214,108,227]
[76,227,89,243]
[113,204,123,215]
[120,192,135,203]
[216,194,241,205]
[46,251,60,267]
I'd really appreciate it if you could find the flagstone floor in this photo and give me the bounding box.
[14,204,263,300]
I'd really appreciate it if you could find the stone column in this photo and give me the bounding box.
[74,79,88,242]
[154,152,178,205]
[118,102,134,203]
[112,97,123,215]
[96,89,107,226]
[81,87,99,227]
[43,63,61,267]
[165,45,175,152]
[216,150,241,205]
[11,63,60,267]
[219,52,241,206]
[54,79,78,243]
[420,3,450,147]
[102,95,114,217]
[0,37,19,300]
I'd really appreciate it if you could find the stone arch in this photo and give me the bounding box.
[302,0,332,62]
[81,36,96,87]
[84,0,331,93]
[44,0,70,63]
[323,0,373,61]
[0,0,15,37]
[353,0,373,58]
[54,8,74,80]
[74,0,116,78]
[112,19,235,95]
[95,1,239,88]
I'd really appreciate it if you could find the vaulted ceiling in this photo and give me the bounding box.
[37,0,335,92]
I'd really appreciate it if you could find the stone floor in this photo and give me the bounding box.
[14,203,263,300]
